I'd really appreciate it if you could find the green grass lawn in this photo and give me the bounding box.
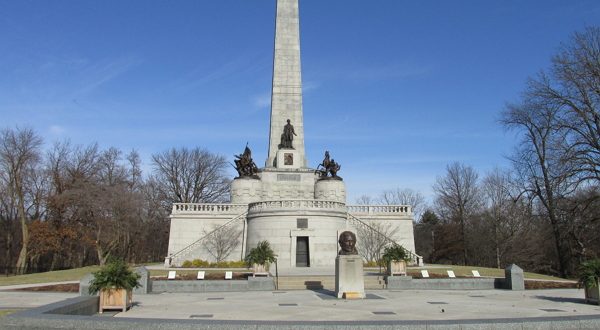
[0,310,19,318]
[0,266,101,286]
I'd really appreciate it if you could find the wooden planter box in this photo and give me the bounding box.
[585,281,600,305]
[387,260,407,276]
[99,288,133,313]
[253,263,269,277]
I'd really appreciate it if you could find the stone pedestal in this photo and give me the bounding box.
[335,255,365,299]
[505,264,524,291]
[314,178,346,203]
[230,177,263,204]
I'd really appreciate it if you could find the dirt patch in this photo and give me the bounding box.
[525,280,578,290]
[16,283,79,292]
[153,272,251,281]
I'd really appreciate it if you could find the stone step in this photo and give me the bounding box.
[275,275,386,290]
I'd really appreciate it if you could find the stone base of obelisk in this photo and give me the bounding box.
[335,255,365,299]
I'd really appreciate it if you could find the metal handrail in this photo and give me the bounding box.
[347,212,422,264]
[169,211,248,261]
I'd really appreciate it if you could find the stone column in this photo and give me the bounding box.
[266,0,306,168]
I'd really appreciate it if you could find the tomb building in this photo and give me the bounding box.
[165,0,417,270]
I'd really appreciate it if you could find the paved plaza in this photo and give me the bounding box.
[2,286,600,328]
[118,289,600,322]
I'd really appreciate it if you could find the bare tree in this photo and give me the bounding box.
[356,221,399,264]
[126,150,142,190]
[354,195,375,205]
[433,162,481,265]
[527,27,600,184]
[202,224,242,263]
[0,127,43,273]
[502,94,575,276]
[151,147,230,204]
[481,168,530,268]
[379,188,426,220]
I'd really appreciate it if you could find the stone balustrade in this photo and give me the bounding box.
[248,199,347,212]
[347,205,412,215]
[171,202,412,216]
[171,203,247,214]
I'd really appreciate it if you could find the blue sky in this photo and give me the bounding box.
[1,0,599,203]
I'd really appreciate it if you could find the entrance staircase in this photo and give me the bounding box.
[276,274,386,290]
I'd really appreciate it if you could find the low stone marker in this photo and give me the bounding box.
[225,271,233,280]
[167,271,176,280]
[134,266,150,294]
[197,271,205,280]
[472,270,481,277]
[79,273,95,296]
[421,270,430,278]
[505,264,524,291]
[447,270,456,278]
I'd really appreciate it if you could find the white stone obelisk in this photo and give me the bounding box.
[266,0,306,168]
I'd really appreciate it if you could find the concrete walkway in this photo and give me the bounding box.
[116,288,600,322]
[0,291,77,309]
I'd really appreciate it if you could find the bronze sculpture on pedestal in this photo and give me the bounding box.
[233,145,259,179]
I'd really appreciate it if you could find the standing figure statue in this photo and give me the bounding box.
[233,145,259,178]
[338,231,358,255]
[279,119,297,149]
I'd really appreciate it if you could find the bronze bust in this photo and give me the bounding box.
[338,231,358,255]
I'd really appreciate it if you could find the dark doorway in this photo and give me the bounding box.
[296,237,310,267]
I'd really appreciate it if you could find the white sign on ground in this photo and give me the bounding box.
[225,271,233,280]
[447,270,456,278]
[197,271,205,280]
[168,271,176,280]
[421,270,430,278]
[472,270,481,277]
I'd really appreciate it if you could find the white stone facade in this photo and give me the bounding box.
[166,196,417,268]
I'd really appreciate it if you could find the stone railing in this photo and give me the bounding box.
[171,203,247,214]
[248,199,347,213]
[346,205,412,215]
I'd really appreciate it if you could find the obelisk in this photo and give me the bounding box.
[266,0,306,168]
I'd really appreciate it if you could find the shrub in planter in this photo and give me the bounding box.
[245,240,276,274]
[382,244,410,276]
[89,259,141,313]
[579,259,600,305]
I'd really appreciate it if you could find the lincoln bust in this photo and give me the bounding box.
[338,231,358,255]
